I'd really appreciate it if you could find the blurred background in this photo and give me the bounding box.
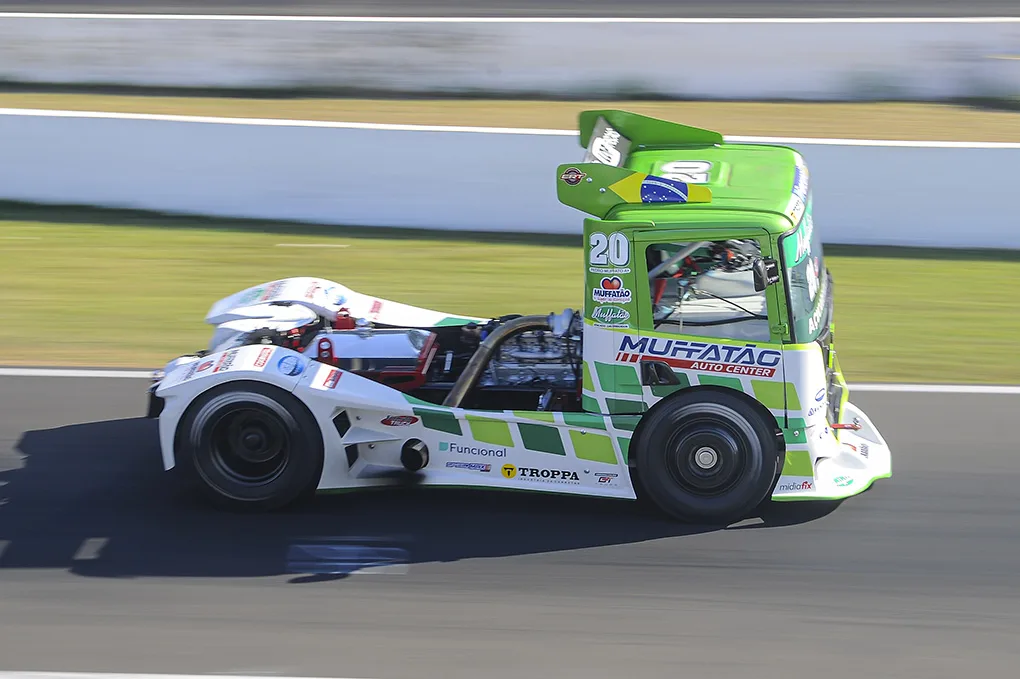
[1,4,1020,679]
[0,0,1018,382]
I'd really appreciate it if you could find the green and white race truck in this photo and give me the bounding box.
[148,110,891,524]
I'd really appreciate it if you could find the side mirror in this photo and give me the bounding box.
[752,258,781,292]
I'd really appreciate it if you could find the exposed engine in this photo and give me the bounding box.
[477,322,582,390]
[230,307,584,412]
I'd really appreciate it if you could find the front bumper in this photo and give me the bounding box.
[771,400,892,501]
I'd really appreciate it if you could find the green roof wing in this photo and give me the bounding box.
[578,110,724,150]
[556,163,712,219]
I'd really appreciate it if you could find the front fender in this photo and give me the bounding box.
[154,344,423,471]
[154,345,309,469]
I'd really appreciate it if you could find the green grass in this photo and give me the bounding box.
[1,93,1019,141]
[2,203,1018,384]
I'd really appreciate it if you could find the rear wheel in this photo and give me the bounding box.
[634,390,779,524]
[176,381,324,511]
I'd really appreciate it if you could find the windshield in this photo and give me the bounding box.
[779,194,829,343]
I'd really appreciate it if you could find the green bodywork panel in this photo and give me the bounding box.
[622,145,801,228]
[562,109,802,232]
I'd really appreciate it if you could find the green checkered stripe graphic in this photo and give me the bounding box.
[781,448,814,476]
[404,395,634,463]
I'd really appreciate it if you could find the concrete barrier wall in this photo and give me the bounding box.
[0,15,1019,100]
[1,109,1018,249]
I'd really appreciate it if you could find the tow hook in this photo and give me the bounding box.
[831,417,862,431]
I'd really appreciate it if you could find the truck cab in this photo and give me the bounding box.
[561,110,889,510]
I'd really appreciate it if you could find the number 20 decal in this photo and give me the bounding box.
[658,161,712,184]
[590,232,629,266]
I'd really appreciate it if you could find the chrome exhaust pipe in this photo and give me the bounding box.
[442,315,552,408]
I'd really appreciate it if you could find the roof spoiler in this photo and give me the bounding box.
[578,110,723,162]
[556,163,712,219]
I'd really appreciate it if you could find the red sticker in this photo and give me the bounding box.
[381,415,419,427]
[254,347,273,368]
[323,369,342,389]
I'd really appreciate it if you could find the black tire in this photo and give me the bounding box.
[633,390,779,524]
[175,381,324,511]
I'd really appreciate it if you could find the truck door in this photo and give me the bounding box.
[626,227,790,413]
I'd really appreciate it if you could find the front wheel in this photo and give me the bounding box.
[633,390,779,524]
[175,381,324,511]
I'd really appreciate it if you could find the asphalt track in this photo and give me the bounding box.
[0,1,1018,18]
[1,376,1018,678]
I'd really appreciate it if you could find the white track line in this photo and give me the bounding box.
[1,14,1019,23]
[848,383,1020,394]
[0,367,1017,393]
[2,108,1017,148]
[0,368,154,379]
[0,108,574,137]
[0,674,374,679]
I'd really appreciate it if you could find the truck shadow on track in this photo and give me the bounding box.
[1,417,840,580]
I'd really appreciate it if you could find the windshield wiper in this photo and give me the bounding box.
[690,289,768,320]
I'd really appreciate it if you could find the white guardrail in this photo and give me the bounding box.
[1,108,1018,249]
[0,14,1019,100]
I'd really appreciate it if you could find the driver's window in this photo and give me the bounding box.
[645,240,770,342]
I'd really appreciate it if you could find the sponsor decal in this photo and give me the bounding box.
[589,266,632,275]
[584,121,630,167]
[807,273,828,335]
[277,355,305,377]
[317,338,334,362]
[616,336,782,379]
[815,388,826,402]
[807,404,825,418]
[785,155,810,226]
[323,368,342,389]
[777,480,813,492]
[794,209,814,263]
[322,285,347,306]
[560,167,587,185]
[196,360,215,373]
[834,475,854,488]
[515,467,582,485]
[180,361,200,381]
[237,288,263,305]
[806,256,820,300]
[859,443,869,459]
[592,276,632,304]
[446,461,492,472]
[254,347,273,369]
[304,281,322,299]
[591,305,630,327]
[439,441,507,458]
[381,415,419,427]
[596,472,619,485]
[238,280,286,306]
[657,160,712,184]
[369,299,383,320]
[213,350,238,373]
[501,463,517,479]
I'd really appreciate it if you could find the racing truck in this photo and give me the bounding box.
[147,110,891,524]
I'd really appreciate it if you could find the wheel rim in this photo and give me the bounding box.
[204,403,291,487]
[662,414,748,497]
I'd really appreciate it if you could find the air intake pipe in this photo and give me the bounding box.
[441,315,552,408]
